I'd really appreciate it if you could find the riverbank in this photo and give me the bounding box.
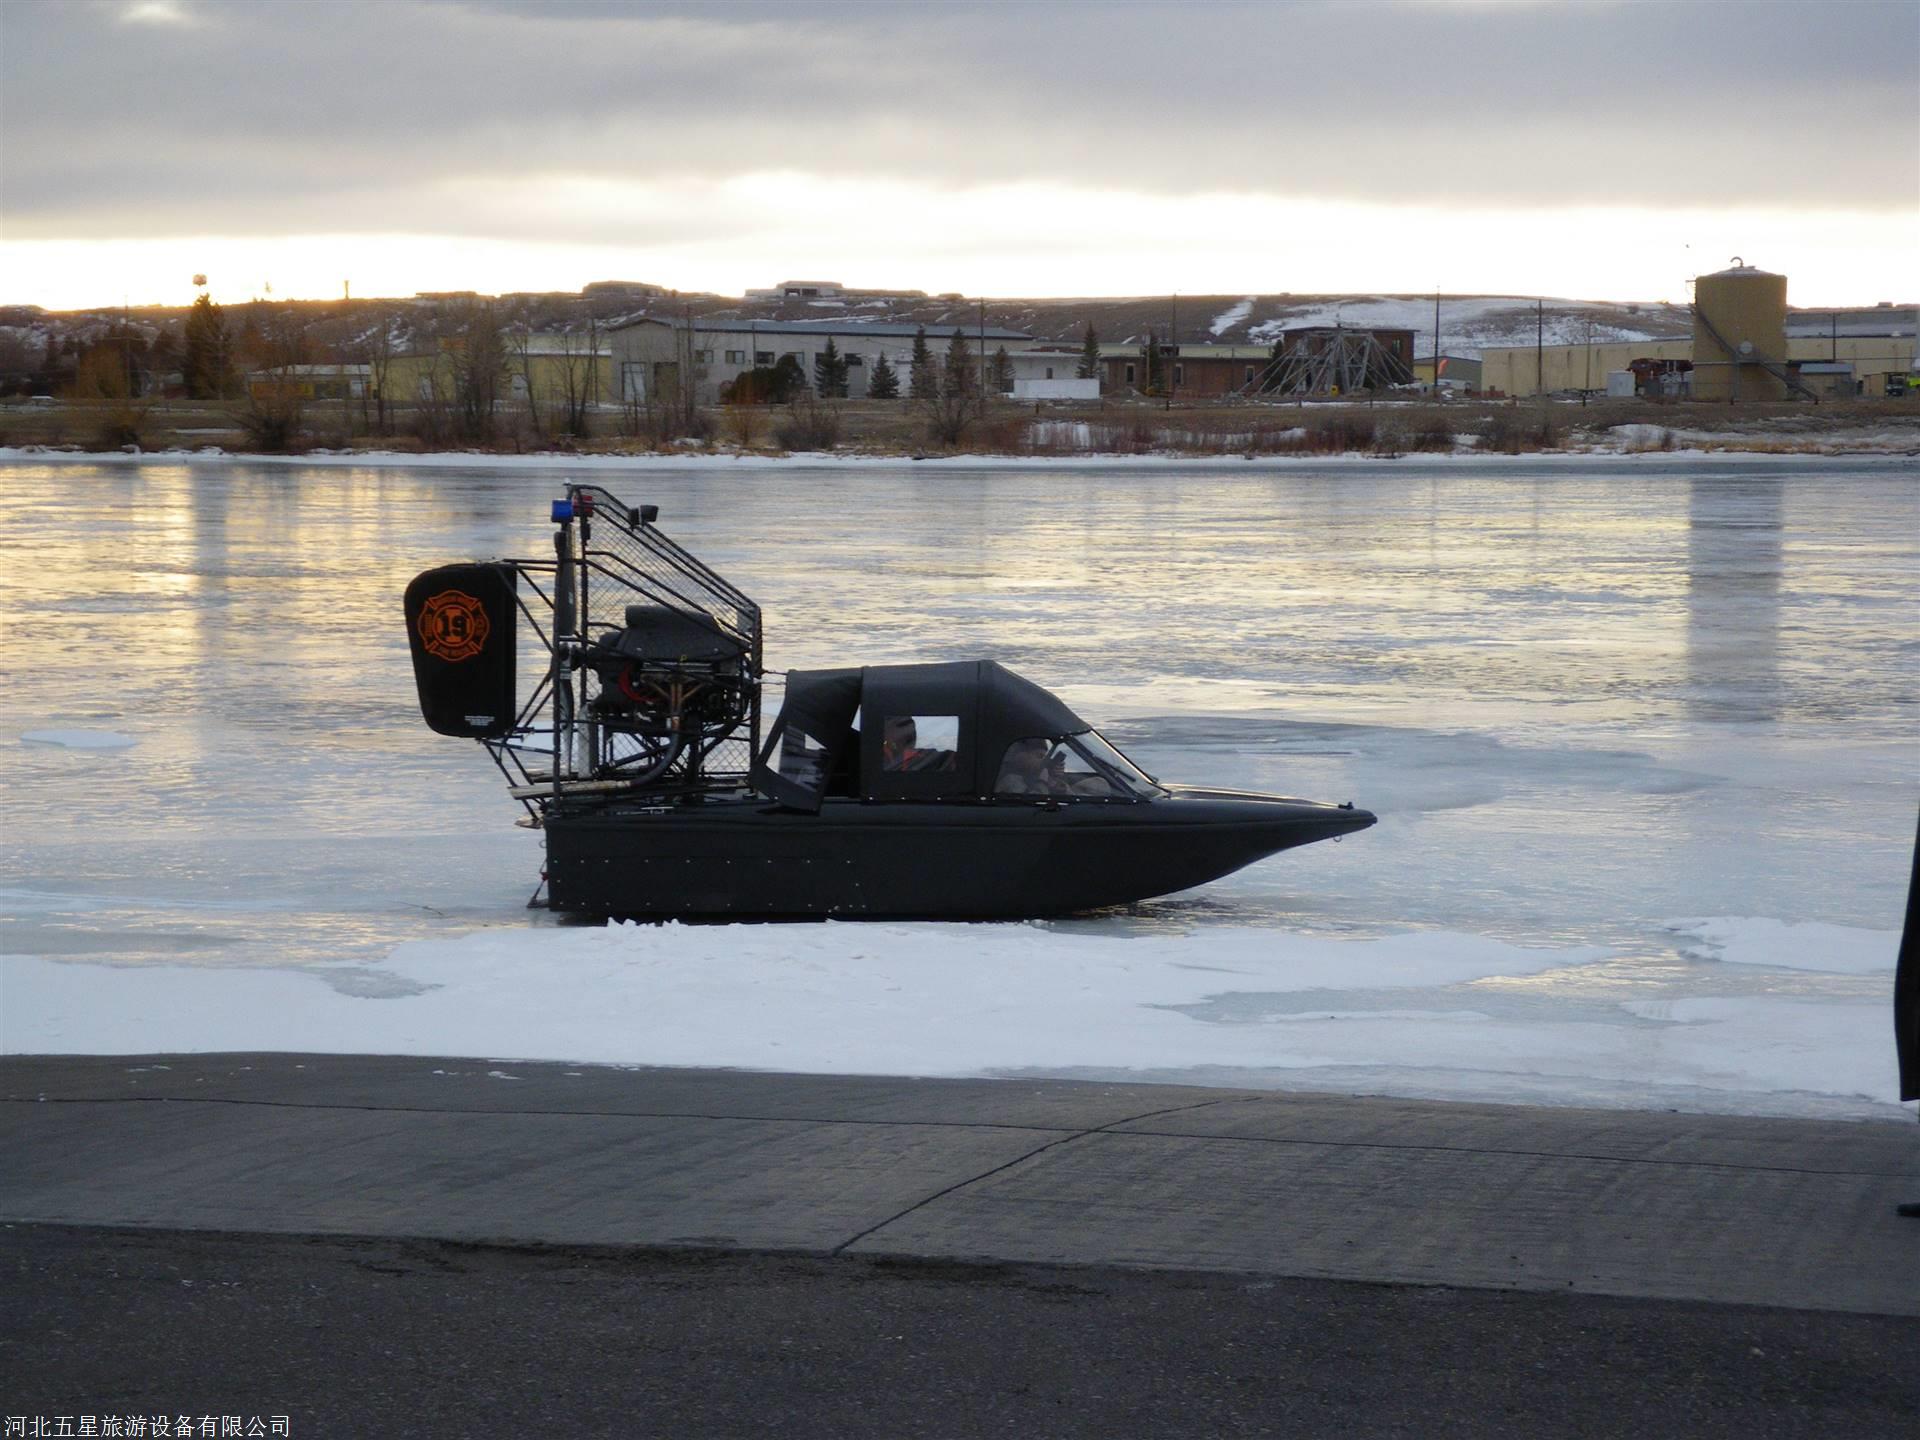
[3,394,1915,461]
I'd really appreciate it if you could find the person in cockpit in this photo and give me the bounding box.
[997,736,1112,797]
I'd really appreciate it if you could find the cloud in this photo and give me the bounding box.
[118,0,202,26]
[1,0,1914,260]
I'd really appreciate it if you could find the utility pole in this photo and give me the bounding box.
[683,300,695,428]
[1433,287,1441,395]
[1167,293,1176,410]
[1536,298,1545,400]
[977,297,987,417]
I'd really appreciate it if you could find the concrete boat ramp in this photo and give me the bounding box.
[6,1053,1916,1313]
[5,1054,1918,1435]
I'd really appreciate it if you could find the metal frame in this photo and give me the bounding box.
[475,484,763,825]
[1235,327,1417,398]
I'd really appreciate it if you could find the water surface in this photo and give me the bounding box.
[2,456,1914,1046]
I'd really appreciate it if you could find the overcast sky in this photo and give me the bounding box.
[2,0,1915,307]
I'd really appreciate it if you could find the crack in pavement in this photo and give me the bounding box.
[829,1098,1235,1256]
[5,1094,1910,1181]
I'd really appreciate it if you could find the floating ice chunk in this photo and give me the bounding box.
[20,729,137,751]
[1611,996,1895,1101]
[1666,917,1897,974]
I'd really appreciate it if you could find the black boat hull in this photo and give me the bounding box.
[544,793,1374,919]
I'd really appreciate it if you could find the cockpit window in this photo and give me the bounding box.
[993,731,1160,800]
[881,714,959,773]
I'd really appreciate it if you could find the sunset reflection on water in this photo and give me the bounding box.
[2,456,1914,980]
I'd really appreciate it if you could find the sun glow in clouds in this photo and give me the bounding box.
[5,174,1915,310]
[119,0,201,27]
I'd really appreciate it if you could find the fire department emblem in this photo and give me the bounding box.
[418,589,490,662]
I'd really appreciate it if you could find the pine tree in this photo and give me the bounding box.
[771,354,808,401]
[867,348,900,400]
[1076,322,1100,380]
[942,329,974,398]
[182,294,233,399]
[813,337,847,398]
[1143,328,1164,395]
[908,327,937,401]
[990,346,1014,393]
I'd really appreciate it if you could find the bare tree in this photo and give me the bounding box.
[449,302,507,444]
[510,326,545,438]
[361,321,397,435]
[552,318,601,439]
[233,306,311,452]
[672,316,704,435]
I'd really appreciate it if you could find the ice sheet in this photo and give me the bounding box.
[4,922,1898,1114]
[1,455,1913,1121]
[1667,916,1898,974]
[19,729,138,750]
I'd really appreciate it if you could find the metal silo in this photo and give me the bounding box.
[1692,260,1793,401]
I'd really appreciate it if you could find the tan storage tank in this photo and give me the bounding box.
[1693,262,1789,401]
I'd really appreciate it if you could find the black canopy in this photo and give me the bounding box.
[752,659,1089,809]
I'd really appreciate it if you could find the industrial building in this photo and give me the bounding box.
[244,363,370,403]
[1480,339,1694,398]
[1483,268,1916,399]
[1006,349,1098,399]
[1413,354,1483,391]
[1481,332,1915,399]
[1097,343,1272,397]
[610,318,1035,404]
[380,337,620,409]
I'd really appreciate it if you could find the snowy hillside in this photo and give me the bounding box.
[994,292,1694,356]
[1241,295,1691,359]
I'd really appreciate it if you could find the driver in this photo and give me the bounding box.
[996,736,1056,794]
[997,737,1113,796]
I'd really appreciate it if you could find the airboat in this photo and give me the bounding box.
[403,484,1374,919]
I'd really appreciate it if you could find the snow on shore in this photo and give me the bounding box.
[2,442,1913,472]
[3,917,1901,1117]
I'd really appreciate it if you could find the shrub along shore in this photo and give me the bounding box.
[1,393,1913,459]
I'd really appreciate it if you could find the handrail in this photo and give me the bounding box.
[1690,303,1816,400]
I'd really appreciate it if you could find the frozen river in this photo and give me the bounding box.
[3,453,1915,1117]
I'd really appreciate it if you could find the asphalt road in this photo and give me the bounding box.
[7,1223,1918,1440]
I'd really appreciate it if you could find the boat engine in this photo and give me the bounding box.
[580,604,752,781]
[406,484,764,820]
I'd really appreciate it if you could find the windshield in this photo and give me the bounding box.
[993,730,1164,800]
[1077,729,1166,796]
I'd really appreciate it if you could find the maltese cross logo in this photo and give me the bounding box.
[418,589,491,662]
